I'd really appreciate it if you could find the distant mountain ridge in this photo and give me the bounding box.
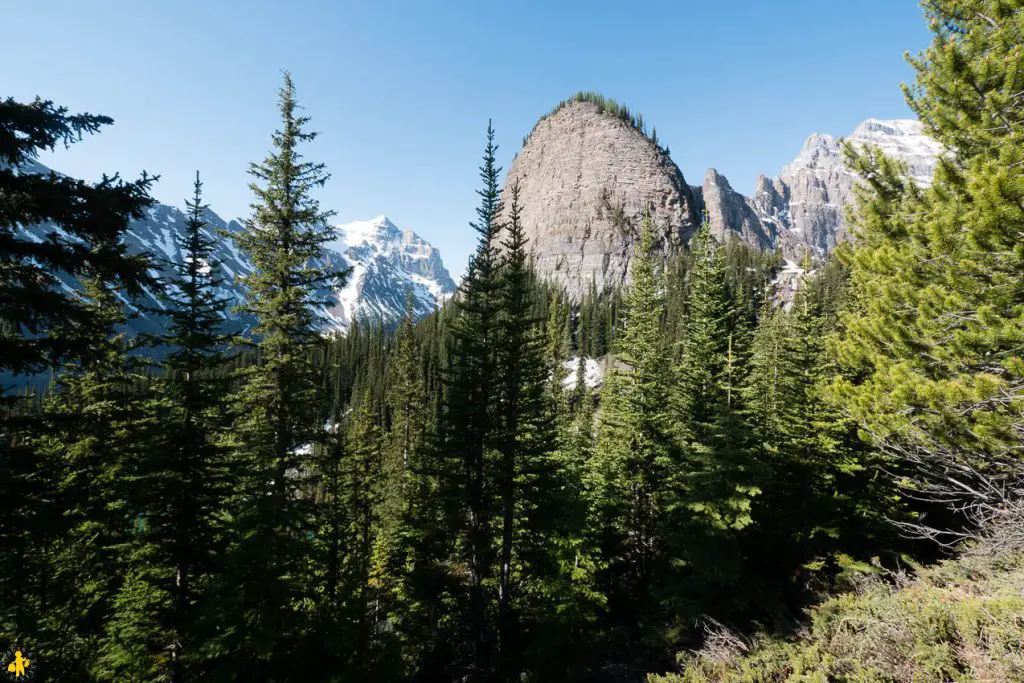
[693,118,942,256]
[502,99,942,298]
[16,161,456,337]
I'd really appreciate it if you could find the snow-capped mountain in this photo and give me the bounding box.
[781,118,942,188]
[16,162,455,337]
[761,118,943,254]
[698,118,944,258]
[323,216,456,331]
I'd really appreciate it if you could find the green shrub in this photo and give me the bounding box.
[649,550,1024,682]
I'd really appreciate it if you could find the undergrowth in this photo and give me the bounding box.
[649,549,1024,682]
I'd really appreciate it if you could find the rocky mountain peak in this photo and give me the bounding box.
[696,168,781,251]
[325,216,456,330]
[506,103,943,295]
[501,98,700,300]
[771,118,942,253]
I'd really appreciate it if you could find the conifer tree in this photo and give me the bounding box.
[0,97,155,380]
[0,98,155,661]
[494,180,565,675]
[831,0,1024,531]
[671,219,760,610]
[341,398,387,676]
[36,274,151,681]
[100,173,234,682]
[544,292,570,400]
[591,214,674,656]
[439,121,505,678]
[205,72,347,679]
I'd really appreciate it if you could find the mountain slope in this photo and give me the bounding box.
[696,118,943,257]
[761,118,943,254]
[16,162,455,336]
[324,215,456,330]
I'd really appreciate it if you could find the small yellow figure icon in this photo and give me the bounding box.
[6,650,29,679]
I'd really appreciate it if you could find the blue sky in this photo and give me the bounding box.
[4,1,932,277]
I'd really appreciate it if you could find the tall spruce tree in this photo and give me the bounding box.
[671,219,760,614]
[98,173,234,682]
[0,99,155,667]
[591,214,674,659]
[205,73,347,679]
[435,120,505,679]
[494,180,564,676]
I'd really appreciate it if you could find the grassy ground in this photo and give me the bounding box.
[650,548,1024,682]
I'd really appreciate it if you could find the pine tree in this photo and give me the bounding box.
[544,292,570,401]
[670,219,760,612]
[341,398,387,676]
[99,173,234,682]
[831,1,1024,531]
[37,274,151,681]
[591,213,674,658]
[494,180,566,676]
[204,73,347,679]
[0,97,155,379]
[437,121,505,678]
[0,98,155,666]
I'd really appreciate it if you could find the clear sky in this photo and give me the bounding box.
[4,1,933,277]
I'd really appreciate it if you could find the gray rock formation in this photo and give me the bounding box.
[500,100,701,299]
[504,106,942,296]
[691,168,784,251]
[754,118,942,255]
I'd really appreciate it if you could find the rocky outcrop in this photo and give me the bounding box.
[755,119,942,255]
[504,98,942,295]
[500,100,701,299]
[692,168,782,251]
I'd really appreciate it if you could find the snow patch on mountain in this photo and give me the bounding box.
[781,118,942,188]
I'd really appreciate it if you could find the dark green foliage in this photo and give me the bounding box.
[99,174,234,682]
[0,95,157,681]
[435,120,506,678]
[0,97,156,379]
[590,214,679,666]
[672,222,762,572]
[200,72,348,680]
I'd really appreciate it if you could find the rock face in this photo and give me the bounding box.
[505,105,942,295]
[691,168,790,252]
[761,119,942,253]
[501,100,701,299]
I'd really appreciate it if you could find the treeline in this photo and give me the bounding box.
[522,91,670,155]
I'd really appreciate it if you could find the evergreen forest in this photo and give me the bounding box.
[2,2,1024,681]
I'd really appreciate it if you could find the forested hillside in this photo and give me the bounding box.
[2,1,1022,682]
